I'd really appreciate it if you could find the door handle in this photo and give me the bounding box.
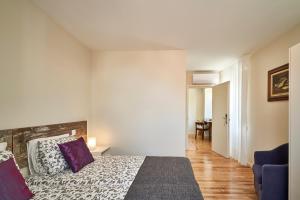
[223,114,228,126]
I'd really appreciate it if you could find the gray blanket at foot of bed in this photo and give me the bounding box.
[124,156,204,200]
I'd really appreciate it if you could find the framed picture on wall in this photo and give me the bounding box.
[268,64,289,102]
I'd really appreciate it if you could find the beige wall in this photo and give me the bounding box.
[90,50,186,156]
[220,65,234,83]
[0,1,186,157]
[187,88,204,133]
[248,25,300,162]
[0,0,91,130]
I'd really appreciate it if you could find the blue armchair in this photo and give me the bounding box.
[252,143,288,200]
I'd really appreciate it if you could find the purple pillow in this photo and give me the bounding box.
[58,137,94,173]
[0,158,34,200]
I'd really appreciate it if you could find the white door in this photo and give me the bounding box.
[289,43,300,200]
[212,81,229,158]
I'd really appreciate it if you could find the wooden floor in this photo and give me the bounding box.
[186,134,257,200]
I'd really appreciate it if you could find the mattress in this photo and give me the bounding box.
[27,154,203,200]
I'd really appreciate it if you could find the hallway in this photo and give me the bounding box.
[186,135,257,200]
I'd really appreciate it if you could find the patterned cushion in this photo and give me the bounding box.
[27,134,70,175]
[38,136,76,175]
[33,151,47,175]
[0,150,20,170]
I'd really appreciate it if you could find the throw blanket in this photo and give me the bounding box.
[125,156,203,200]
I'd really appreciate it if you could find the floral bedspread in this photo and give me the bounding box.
[26,154,145,200]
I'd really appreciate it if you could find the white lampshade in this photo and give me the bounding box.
[87,137,97,149]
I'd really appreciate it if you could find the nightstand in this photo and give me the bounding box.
[90,145,110,155]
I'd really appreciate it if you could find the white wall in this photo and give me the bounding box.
[204,88,212,120]
[289,43,300,200]
[248,25,300,162]
[187,88,204,133]
[90,50,186,156]
[0,0,91,130]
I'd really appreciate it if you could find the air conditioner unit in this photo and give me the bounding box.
[192,73,219,85]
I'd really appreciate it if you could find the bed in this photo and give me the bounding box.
[0,121,203,200]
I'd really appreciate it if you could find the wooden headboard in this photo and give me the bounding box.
[0,121,87,168]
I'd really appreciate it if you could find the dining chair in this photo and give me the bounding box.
[195,121,209,140]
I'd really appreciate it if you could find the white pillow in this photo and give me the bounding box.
[27,134,69,175]
[0,142,7,151]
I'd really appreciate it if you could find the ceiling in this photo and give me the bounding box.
[32,0,300,70]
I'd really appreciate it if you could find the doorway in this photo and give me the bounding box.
[186,87,213,143]
[186,65,242,161]
[186,82,230,160]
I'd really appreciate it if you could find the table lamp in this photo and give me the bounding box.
[87,137,97,150]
